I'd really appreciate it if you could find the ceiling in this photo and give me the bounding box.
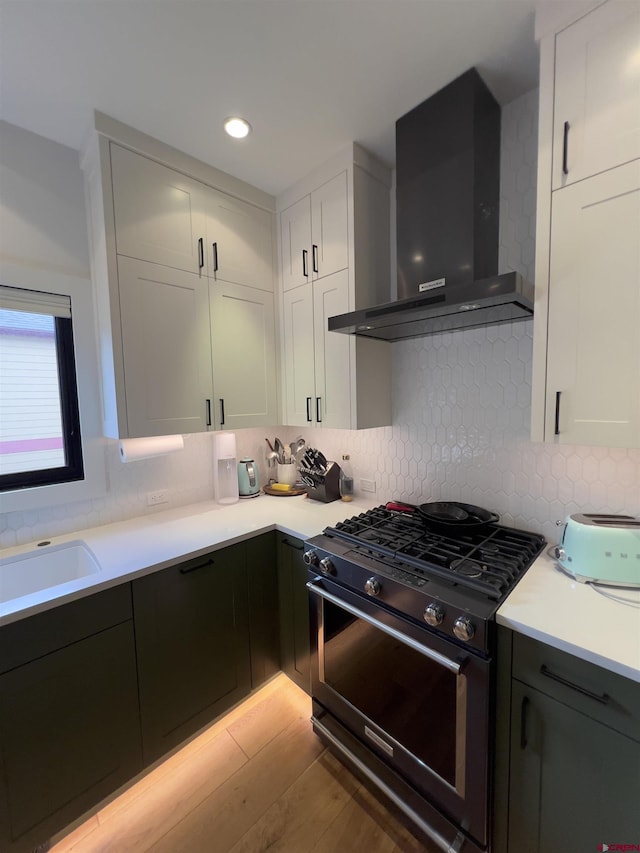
[0,1,540,197]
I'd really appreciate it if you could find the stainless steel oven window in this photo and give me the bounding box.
[309,582,469,797]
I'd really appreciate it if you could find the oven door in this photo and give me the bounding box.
[308,575,491,849]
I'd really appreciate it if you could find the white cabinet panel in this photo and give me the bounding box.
[205,192,274,292]
[209,282,277,429]
[280,196,312,292]
[313,270,351,429]
[110,144,204,274]
[282,284,315,427]
[278,148,391,430]
[552,1,640,189]
[117,257,213,437]
[311,172,349,280]
[546,160,640,446]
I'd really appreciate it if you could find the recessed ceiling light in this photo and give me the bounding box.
[224,117,251,139]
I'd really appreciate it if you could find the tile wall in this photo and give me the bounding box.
[1,91,638,549]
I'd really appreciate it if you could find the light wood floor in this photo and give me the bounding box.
[50,674,433,852]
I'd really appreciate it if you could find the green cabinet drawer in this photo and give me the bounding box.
[512,632,640,741]
[0,584,133,675]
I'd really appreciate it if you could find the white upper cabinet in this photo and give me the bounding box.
[532,0,640,448]
[82,116,277,439]
[281,283,316,425]
[277,144,392,430]
[209,281,278,429]
[552,0,640,190]
[312,269,351,428]
[111,143,275,291]
[110,144,205,274]
[280,195,312,291]
[280,171,348,292]
[310,172,349,281]
[204,190,274,292]
[546,160,640,446]
[117,257,213,437]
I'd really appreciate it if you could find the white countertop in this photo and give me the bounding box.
[497,550,640,683]
[2,496,639,684]
[0,495,377,627]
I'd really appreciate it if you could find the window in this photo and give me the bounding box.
[0,286,84,491]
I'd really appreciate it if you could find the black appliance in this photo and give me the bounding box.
[304,504,545,852]
[328,69,534,341]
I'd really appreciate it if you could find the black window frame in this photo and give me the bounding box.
[0,314,84,492]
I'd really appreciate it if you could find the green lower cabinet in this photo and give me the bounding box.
[277,534,311,694]
[0,587,142,853]
[504,633,640,853]
[133,543,251,765]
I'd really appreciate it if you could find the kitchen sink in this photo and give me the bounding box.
[0,540,101,604]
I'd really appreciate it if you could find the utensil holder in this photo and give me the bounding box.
[305,462,341,503]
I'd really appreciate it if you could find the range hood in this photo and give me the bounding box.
[329,68,534,341]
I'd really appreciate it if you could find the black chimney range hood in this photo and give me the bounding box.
[329,68,534,341]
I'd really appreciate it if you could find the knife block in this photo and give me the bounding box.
[305,462,342,503]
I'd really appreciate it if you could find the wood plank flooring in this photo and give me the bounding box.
[50,674,433,852]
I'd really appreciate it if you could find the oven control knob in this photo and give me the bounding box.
[423,603,444,627]
[319,557,336,575]
[453,616,475,642]
[303,550,319,568]
[364,577,381,597]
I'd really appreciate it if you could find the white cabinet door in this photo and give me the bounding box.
[313,269,351,429]
[117,257,213,437]
[205,190,274,292]
[311,171,349,280]
[280,196,312,292]
[110,145,205,274]
[209,282,277,429]
[282,284,315,426]
[553,1,640,190]
[546,160,640,447]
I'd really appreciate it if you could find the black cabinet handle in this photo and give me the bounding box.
[562,121,570,176]
[316,396,322,423]
[312,244,318,274]
[302,249,308,277]
[205,398,212,427]
[554,391,561,436]
[180,557,215,575]
[520,696,529,749]
[540,665,610,704]
[306,396,312,423]
[281,538,304,551]
[220,398,225,426]
[212,242,219,272]
[198,237,204,269]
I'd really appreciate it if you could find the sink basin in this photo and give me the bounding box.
[0,540,101,604]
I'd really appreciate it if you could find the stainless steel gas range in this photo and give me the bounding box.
[304,504,545,853]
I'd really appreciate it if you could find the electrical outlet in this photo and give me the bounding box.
[147,490,168,506]
[360,478,376,493]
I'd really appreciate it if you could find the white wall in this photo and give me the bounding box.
[0,120,91,277]
[1,99,639,549]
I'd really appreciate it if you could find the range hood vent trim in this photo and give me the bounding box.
[328,271,534,341]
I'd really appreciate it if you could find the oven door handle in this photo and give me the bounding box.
[307,581,463,675]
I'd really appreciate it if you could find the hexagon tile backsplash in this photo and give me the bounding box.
[295,321,640,545]
[1,89,638,549]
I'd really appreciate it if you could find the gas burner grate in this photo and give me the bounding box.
[325,506,545,600]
